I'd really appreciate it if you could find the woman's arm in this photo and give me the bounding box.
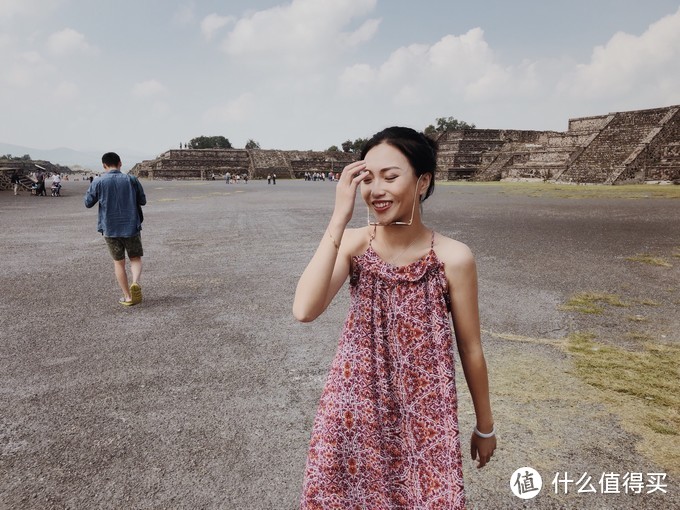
[292,161,368,322]
[444,241,496,468]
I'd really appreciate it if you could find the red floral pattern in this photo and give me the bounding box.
[301,235,465,509]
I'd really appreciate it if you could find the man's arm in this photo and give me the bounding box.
[84,181,98,208]
[131,176,146,206]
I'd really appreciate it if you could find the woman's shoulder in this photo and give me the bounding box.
[341,226,372,258]
[433,232,475,270]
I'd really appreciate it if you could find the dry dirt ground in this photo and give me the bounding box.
[1,179,678,509]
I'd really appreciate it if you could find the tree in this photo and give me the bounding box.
[341,140,353,153]
[245,139,261,150]
[327,145,339,152]
[351,138,367,153]
[424,116,476,136]
[188,136,232,149]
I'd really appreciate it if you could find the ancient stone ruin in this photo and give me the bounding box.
[435,105,679,184]
[129,149,355,181]
[128,104,680,184]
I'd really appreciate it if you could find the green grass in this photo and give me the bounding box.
[567,332,680,471]
[439,181,680,199]
[559,292,629,314]
[626,253,673,267]
[635,298,662,307]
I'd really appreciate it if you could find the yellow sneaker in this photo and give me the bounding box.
[130,283,143,305]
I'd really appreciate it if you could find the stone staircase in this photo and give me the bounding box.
[605,106,680,183]
[559,108,671,183]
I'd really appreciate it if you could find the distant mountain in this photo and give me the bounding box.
[0,142,154,171]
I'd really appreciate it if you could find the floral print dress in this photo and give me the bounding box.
[301,231,465,509]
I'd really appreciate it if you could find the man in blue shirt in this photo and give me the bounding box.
[85,152,146,306]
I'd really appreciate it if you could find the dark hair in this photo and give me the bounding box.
[360,126,438,201]
[102,152,121,167]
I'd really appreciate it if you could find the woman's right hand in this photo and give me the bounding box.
[332,160,368,226]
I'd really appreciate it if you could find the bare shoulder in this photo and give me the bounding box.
[433,233,476,273]
[340,226,372,258]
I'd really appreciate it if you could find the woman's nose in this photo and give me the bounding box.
[368,180,386,197]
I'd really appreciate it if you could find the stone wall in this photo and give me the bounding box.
[127,105,680,185]
[615,107,680,183]
[131,149,355,180]
[446,105,680,184]
[560,107,673,183]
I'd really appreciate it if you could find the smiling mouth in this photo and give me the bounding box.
[372,201,392,212]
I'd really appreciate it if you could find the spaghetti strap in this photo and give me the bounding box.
[430,230,435,249]
[369,224,377,246]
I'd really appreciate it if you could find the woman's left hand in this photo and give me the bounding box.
[470,433,496,468]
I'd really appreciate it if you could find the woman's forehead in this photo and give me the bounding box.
[364,143,411,171]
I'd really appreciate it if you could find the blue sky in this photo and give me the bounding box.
[1,0,679,161]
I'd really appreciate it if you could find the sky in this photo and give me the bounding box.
[2,0,680,162]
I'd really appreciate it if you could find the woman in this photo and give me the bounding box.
[293,126,496,509]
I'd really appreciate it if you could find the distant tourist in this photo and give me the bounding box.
[267,174,271,185]
[51,173,62,197]
[84,152,146,307]
[294,126,495,509]
[225,172,231,184]
[10,170,20,195]
[35,171,46,196]
[272,173,276,185]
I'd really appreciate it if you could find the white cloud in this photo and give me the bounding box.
[220,0,379,65]
[53,80,78,100]
[203,92,255,122]
[559,7,680,103]
[47,28,97,56]
[132,79,168,98]
[2,50,52,87]
[201,13,234,40]
[0,0,63,20]
[173,3,195,26]
[339,28,509,103]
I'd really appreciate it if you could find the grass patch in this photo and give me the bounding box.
[439,181,680,199]
[625,332,654,342]
[636,298,661,307]
[559,292,629,314]
[567,332,680,473]
[626,253,673,267]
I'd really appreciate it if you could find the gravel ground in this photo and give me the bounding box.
[0,179,678,509]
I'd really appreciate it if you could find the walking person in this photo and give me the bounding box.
[35,171,46,196]
[10,170,20,195]
[84,152,146,306]
[294,127,496,509]
[272,173,276,185]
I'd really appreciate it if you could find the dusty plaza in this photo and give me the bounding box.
[1,178,678,509]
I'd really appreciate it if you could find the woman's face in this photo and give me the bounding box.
[361,142,427,225]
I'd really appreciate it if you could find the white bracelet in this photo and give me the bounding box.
[474,425,496,438]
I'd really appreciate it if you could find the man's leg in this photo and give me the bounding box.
[130,257,142,284]
[114,259,131,300]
